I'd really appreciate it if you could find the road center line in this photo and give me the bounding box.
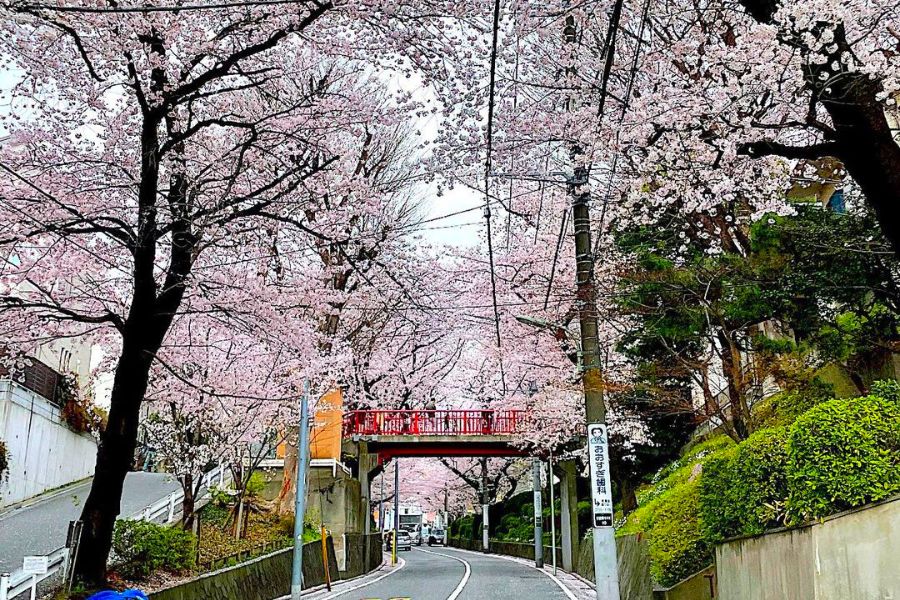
[415,547,472,600]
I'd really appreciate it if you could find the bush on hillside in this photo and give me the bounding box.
[870,379,900,401]
[787,395,900,522]
[700,427,789,542]
[112,519,196,579]
[646,480,711,587]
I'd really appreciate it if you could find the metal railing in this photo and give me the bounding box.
[0,464,231,600]
[342,409,525,437]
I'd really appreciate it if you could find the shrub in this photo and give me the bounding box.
[646,480,711,587]
[870,379,900,402]
[787,395,900,522]
[112,519,196,579]
[700,427,789,542]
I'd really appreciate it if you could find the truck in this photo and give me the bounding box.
[396,505,425,545]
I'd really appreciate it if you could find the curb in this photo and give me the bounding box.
[0,478,92,521]
[272,553,396,599]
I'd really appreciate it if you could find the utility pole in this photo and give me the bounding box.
[480,458,490,552]
[444,484,449,527]
[290,380,311,600]
[563,8,621,598]
[393,458,400,565]
[379,468,385,531]
[533,459,544,568]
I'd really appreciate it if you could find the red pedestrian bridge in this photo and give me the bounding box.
[342,409,528,459]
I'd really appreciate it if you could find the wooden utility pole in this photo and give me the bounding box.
[564,8,621,598]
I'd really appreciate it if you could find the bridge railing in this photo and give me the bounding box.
[342,409,524,437]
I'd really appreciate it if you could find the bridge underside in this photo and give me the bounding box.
[349,434,527,461]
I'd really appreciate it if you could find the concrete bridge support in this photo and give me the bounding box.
[558,460,580,572]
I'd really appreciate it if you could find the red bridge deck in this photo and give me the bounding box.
[342,409,524,438]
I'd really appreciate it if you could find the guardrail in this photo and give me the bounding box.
[1,464,232,600]
[343,409,525,437]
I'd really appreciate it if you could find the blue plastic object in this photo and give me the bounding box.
[87,590,149,600]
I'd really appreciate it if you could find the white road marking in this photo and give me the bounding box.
[310,555,407,599]
[438,546,579,600]
[415,547,472,600]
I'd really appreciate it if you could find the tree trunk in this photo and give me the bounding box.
[181,474,196,530]
[73,335,158,585]
[276,426,298,515]
[619,476,638,516]
[717,331,751,440]
[738,1,900,257]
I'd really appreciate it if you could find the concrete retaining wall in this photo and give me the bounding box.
[575,534,654,600]
[716,496,900,600]
[151,534,382,600]
[0,381,97,506]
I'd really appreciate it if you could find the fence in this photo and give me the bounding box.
[0,464,231,600]
[343,409,524,436]
[199,538,292,573]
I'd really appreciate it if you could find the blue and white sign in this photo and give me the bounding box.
[587,423,614,527]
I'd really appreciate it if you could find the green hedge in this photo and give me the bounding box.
[786,394,900,521]
[700,427,789,542]
[113,519,197,579]
[623,382,900,586]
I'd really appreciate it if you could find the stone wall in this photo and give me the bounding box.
[716,495,900,600]
[151,534,382,600]
[575,534,654,600]
[652,566,715,600]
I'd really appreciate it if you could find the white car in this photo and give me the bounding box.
[395,529,413,551]
[426,527,446,546]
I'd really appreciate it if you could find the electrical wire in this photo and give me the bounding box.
[483,0,506,394]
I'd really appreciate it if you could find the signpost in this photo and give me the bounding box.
[532,459,543,569]
[22,557,48,600]
[587,424,614,527]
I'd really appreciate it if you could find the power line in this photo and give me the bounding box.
[483,0,506,394]
[594,0,652,252]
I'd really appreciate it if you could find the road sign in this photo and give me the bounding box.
[587,423,614,527]
[21,557,48,576]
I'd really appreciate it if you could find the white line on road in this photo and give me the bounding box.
[415,547,472,600]
[439,546,579,600]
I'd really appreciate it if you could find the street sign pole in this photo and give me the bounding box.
[290,380,311,600]
[588,424,618,597]
[532,459,544,569]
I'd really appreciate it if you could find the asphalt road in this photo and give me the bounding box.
[307,546,573,600]
[0,472,180,575]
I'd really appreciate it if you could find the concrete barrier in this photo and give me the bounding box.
[716,495,900,600]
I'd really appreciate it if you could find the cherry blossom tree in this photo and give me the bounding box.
[0,0,490,581]
[141,317,303,529]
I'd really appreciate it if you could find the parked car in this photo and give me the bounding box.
[401,524,422,546]
[383,529,413,551]
[427,527,446,546]
[396,529,413,551]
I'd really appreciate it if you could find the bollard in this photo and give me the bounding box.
[1,572,10,600]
